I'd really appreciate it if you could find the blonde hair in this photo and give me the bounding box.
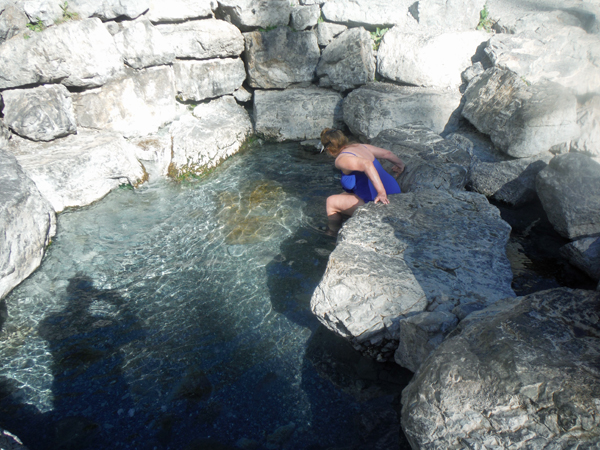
[320,128,349,157]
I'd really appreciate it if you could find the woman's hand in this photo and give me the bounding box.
[374,192,389,205]
[392,162,405,174]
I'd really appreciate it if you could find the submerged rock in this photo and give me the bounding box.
[311,189,514,367]
[402,288,600,449]
[536,152,600,240]
[0,18,123,89]
[244,27,320,89]
[8,130,147,212]
[73,66,179,138]
[2,84,77,142]
[253,87,343,142]
[0,149,56,300]
[343,82,462,140]
[462,68,578,158]
[371,124,473,193]
[168,96,253,178]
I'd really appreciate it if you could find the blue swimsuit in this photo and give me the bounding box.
[339,149,401,202]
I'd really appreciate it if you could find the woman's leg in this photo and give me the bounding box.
[326,193,364,221]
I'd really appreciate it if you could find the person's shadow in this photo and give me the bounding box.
[0,274,148,450]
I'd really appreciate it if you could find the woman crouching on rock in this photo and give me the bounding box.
[320,128,405,232]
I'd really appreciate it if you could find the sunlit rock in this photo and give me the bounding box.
[0,18,123,89]
[311,189,514,366]
[560,237,600,282]
[112,19,175,69]
[173,58,246,102]
[536,152,600,240]
[22,0,61,26]
[485,24,600,97]
[377,29,489,89]
[168,96,253,178]
[316,27,375,92]
[343,82,462,140]
[316,21,347,47]
[406,0,484,31]
[372,124,473,193]
[72,66,179,138]
[253,87,343,141]
[146,0,215,23]
[402,288,600,449]
[0,4,28,43]
[156,19,244,60]
[469,153,553,206]
[571,95,600,158]
[8,130,146,212]
[290,5,320,31]
[244,27,320,89]
[2,84,77,142]
[66,0,149,21]
[129,133,172,178]
[321,0,411,28]
[462,68,578,158]
[0,149,56,300]
[216,0,293,32]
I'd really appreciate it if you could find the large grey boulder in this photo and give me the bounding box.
[156,19,244,60]
[0,18,123,89]
[254,87,343,141]
[402,288,600,449]
[146,0,215,23]
[0,149,56,301]
[67,0,149,21]
[485,25,600,97]
[168,96,253,178]
[536,152,600,240]
[571,95,600,158]
[462,68,579,158]
[173,58,246,102]
[560,237,600,281]
[290,5,320,31]
[321,0,411,28]
[311,189,514,365]
[316,27,375,92]
[469,153,554,206]
[371,124,473,193]
[2,84,77,142]
[244,27,320,89]
[112,20,175,69]
[8,130,146,213]
[377,29,488,89]
[216,0,293,31]
[316,21,347,47]
[73,66,179,138]
[0,4,28,43]
[343,82,462,140]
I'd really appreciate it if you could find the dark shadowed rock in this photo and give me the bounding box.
[2,84,77,142]
[0,149,56,300]
[316,27,375,92]
[462,68,578,158]
[244,27,320,89]
[253,87,343,141]
[311,189,514,366]
[343,82,462,140]
[402,288,600,449]
[536,152,600,239]
[560,237,600,282]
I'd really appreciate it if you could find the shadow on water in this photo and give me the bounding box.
[0,274,146,449]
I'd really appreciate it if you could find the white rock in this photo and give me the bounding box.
[0,149,56,300]
[253,87,343,141]
[408,0,485,31]
[113,19,175,69]
[168,96,253,178]
[156,19,244,59]
[232,86,252,103]
[377,29,489,89]
[67,0,149,21]
[23,0,61,26]
[216,0,293,31]
[0,4,28,43]
[129,133,172,178]
[321,0,411,28]
[2,84,77,141]
[8,130,147,212]
[316,21,346,46]
[73,66,178,138]
[173,58,246,102]
[0,18,123,89]
[146,0,215,23]
[290,5,320,30]
[571,95,600,158]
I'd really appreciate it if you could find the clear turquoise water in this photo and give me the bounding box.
[0,143,412,450]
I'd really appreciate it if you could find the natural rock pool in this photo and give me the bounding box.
[0,143,412,450]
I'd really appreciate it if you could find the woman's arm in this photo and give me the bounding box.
[365,145,405,174]
[335,154,390,204]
